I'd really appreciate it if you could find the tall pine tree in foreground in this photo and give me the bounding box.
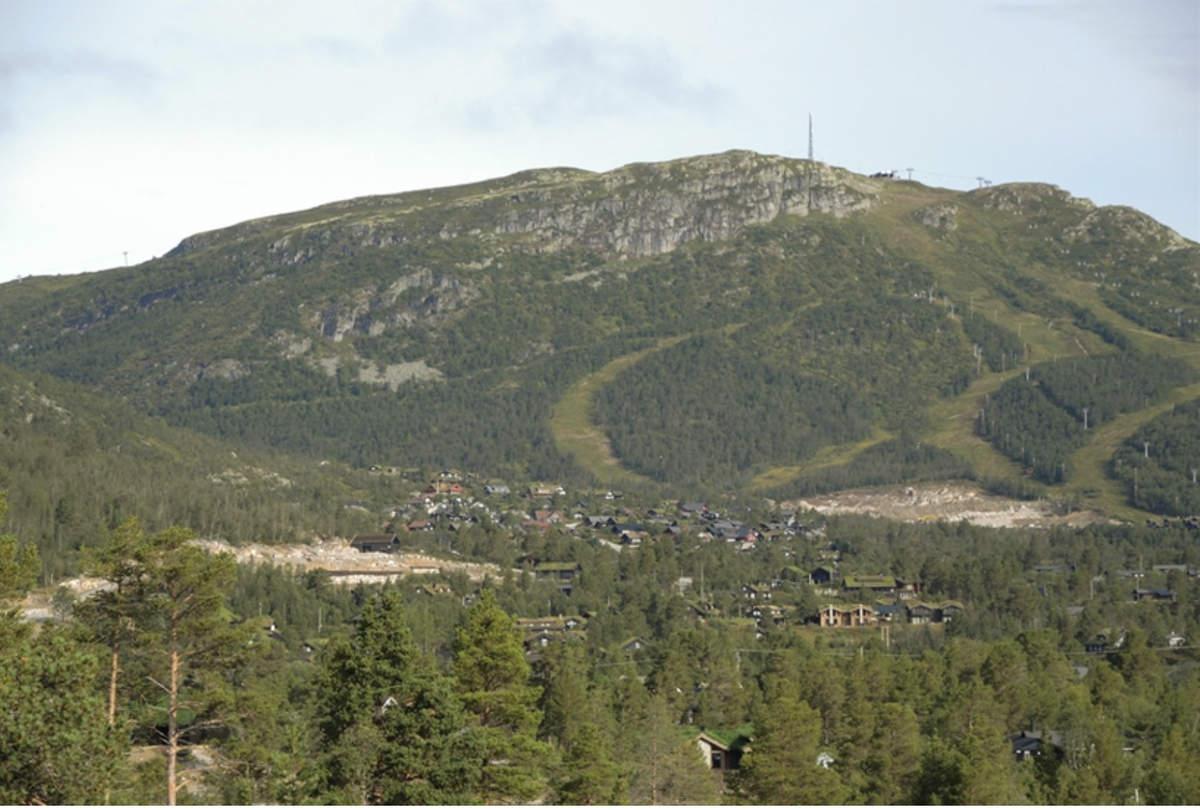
[453,589,552,803]
[136,527,251,806]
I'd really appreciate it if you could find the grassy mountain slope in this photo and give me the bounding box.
[1,150,1197,513]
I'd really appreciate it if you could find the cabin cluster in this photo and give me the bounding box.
[1145,516,1200,531]
[817,599,964,627]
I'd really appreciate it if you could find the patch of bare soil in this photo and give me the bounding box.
[23,538,503,618]
[192,537,503,583]
[789,483,1114,529]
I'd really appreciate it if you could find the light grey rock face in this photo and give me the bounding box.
[199,358,248,381]
[919,203,959,231]
[168,151,883,270]
[491,151,881,259]
[311,270,474,343]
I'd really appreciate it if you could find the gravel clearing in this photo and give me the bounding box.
[790,483,1114,529]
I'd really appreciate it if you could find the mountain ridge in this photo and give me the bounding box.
[1,149,1197,513]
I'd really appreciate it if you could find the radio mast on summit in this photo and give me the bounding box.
[808,114,814,162]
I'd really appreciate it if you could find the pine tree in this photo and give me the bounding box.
[731,696,848,804]
[75,517,153,725]
[453,588,550,803]
[0,626,126,804]
[136,527,250,806]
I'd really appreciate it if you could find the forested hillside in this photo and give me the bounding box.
[1,151,1200,804]
[1,150,1197,513]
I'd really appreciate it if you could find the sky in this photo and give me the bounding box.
[1,0,1196,284]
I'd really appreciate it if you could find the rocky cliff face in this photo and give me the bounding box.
[487,150,881,259]
[167,150,882,267]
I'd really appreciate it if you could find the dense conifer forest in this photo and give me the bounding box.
[4,481,1200,805]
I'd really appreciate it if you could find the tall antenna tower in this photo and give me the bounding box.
[808,114,814,162]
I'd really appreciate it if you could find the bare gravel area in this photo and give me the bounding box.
[789,483,1114,529]
[192,537,503,582]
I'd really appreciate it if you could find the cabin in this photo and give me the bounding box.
[350,533,401,553]
[533,562,582,595]
[819,604,874,627]
[1086,630,1125,654]
[620,636,649,655]
[696,731,749,772]
[1009,729,1063,762]
[810,565,837,585]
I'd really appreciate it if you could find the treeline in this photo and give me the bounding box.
[978,351,1194,484]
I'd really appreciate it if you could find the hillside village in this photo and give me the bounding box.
[337,472,1194,659]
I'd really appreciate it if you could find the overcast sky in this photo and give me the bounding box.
[1,0,1196,284]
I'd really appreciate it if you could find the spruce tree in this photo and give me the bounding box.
[315,590,482,804]
[554,721,627,805]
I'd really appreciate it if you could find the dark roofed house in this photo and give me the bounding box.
[1009,729,1063,761]
[351,533,401,553]
[1133,587,1176,602]
[534,561,582,595]
[1086,630,1125,654]
[810,565,837,585]
[875,603,906,622]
